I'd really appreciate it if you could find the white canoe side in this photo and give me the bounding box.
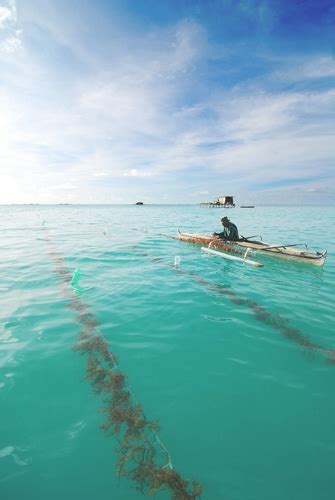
[233,240,327,266]
[177,232,327,266]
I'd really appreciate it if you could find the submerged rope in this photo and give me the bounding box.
[135,247,335,365]
[42,226,203,499]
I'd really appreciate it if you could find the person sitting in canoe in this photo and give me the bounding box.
[213,216,239,241]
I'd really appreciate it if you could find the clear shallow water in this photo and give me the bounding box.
[1,204,335,500]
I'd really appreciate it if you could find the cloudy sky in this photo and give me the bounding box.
[0,0,334,204]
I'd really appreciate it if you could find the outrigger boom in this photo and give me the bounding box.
[201,246,263,267]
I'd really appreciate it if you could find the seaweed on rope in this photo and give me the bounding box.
[135,246,335,365]
[43,227,203,499]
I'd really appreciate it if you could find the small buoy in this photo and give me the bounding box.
[70,269,81,287]
[174,256,181,267]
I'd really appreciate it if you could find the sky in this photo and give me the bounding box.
[0,0,334,205]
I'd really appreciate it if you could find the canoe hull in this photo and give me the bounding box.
[177,233,327,266]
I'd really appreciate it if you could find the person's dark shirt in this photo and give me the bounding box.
[217,222,239,241]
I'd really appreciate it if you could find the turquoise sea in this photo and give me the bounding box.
[1,204,335,500]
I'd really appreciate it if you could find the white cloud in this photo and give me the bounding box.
[123,169,151,177]
[1,30,21,52]
[0,4,334,204]
[92,171,109,177]
[0,1,21,53]
[190,190,209,197]
[0,17,206,202]
[273,55,335,82]
[50,183,76,190]
[2,72,334,203]
[0,6,13,26]
[0,0,16,27]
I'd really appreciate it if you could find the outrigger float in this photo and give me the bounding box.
[177,232,327,267]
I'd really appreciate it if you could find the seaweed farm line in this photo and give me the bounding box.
[135,247,335,365]
[43,226,202,499]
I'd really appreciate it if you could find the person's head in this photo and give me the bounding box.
[221,216,230,227]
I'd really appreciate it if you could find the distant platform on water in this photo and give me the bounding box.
[200,195,235,208]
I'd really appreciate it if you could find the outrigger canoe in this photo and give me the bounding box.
[177,232,327,266]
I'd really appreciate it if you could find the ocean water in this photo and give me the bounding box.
[1,204,334,500]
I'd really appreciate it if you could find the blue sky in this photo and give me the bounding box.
[0,0,334,204]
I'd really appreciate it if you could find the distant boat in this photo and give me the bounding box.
[135,201,144,205]
[240,205,254,208]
